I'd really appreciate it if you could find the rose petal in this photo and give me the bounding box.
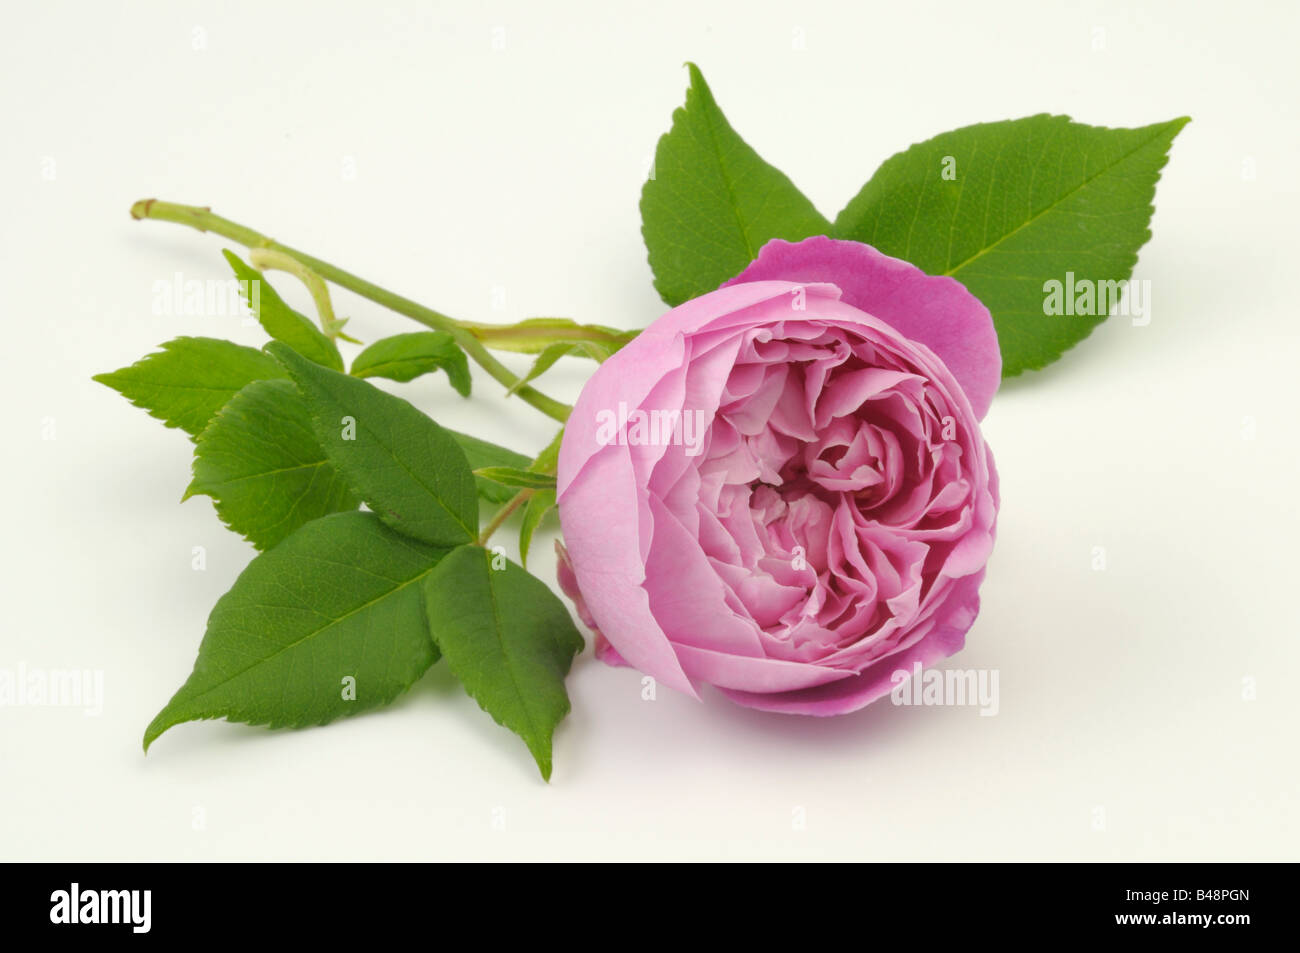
[726,236,1000,419]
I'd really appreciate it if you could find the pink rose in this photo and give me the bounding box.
[556,236,1000,714]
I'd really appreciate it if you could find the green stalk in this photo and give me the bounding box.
[130,199,571,423]
[476,428,563,545]
[478,489,532,546]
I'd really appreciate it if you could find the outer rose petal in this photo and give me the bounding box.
[559,444,699,697]
[555,541,627,667]
[726,236,1001,420]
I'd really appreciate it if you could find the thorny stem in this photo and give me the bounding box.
[130,199,572,423]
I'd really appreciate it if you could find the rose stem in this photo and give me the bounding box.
[477,489,532,546]
[129,199,572,424]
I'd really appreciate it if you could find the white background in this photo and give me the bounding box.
[3,0,1297,861]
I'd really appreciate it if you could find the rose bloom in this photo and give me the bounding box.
[556,237,1000,714]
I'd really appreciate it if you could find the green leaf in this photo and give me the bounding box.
[446,429,531,471]
[223,249,343,371]
[267,343,479,547]
[472,467,557,491]
[641,62,831,307]
[832,114,1189,376]
[144,511,447,750]
[461,317,637,355]
[351,331,471,396]
[93,337,288,438]
[423,545,583,780]
[529,428,563,477]
[518,488,556,568]
[185,379,359,550]
[445,429,532,505]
